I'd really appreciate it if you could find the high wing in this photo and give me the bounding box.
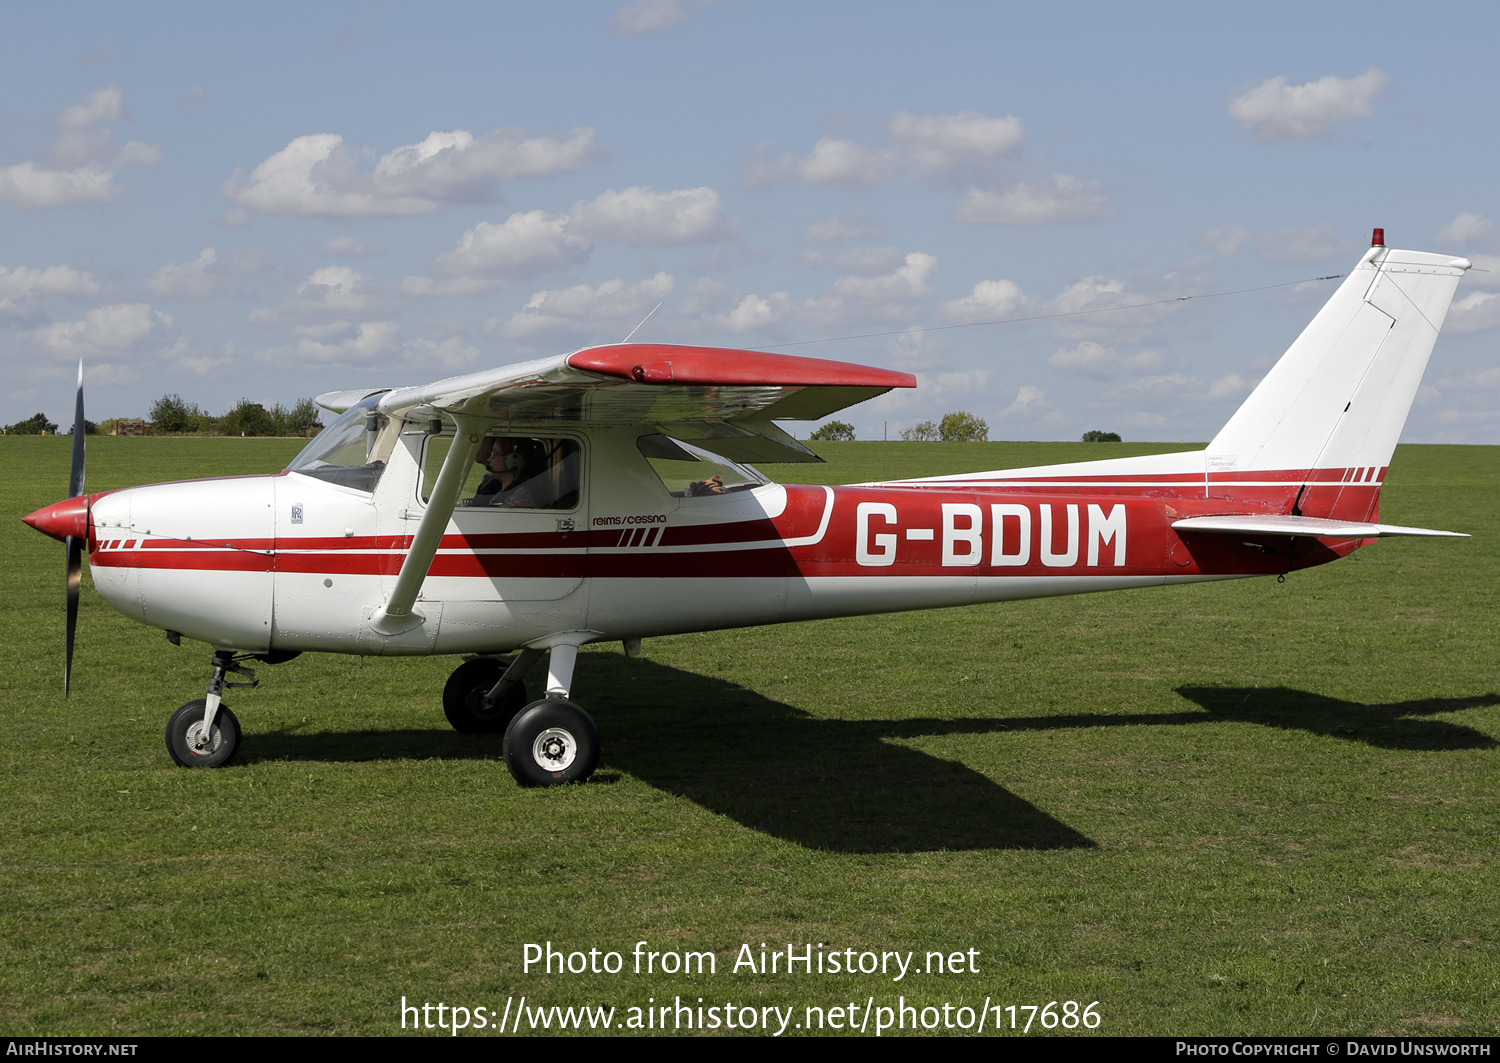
[373,343,914,464]
[366,343,914,634]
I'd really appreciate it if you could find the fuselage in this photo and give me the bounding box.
[76,422,1373,656]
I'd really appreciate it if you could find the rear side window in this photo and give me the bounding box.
[636,434,768,497]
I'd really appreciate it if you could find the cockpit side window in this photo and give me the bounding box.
[636,434,769,497]
[421,429,582,511]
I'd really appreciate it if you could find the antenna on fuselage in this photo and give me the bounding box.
[620,300,664,344]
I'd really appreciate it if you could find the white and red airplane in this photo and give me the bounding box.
[23,232,1472,787]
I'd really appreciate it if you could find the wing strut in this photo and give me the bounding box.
[370,416,484,635]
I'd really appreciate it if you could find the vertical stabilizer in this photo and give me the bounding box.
[1206,242,1468,517]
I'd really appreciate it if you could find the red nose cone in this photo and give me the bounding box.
[22,494,90,543]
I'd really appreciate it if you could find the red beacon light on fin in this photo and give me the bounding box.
[1371,228,1385,247]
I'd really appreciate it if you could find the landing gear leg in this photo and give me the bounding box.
[502,642,600,787]
[165,650,256,767]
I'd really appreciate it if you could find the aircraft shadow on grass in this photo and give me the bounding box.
[239,659,1498,853]
[920,687,1500,752]
[1174,686,1500,750]
[241,655,1097,854]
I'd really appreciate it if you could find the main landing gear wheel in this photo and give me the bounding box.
[443,657,528,733]
[165,699,241,768]
[503,698,599,787]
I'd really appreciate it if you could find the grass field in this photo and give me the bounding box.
[2,435,1497,1037]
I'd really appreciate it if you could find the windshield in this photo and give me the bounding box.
[285,392,389,492]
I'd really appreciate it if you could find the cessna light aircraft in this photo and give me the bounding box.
[23,232,1472,787]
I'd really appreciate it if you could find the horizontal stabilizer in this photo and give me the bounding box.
[1172,514,1468,539]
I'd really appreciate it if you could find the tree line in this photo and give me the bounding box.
[808,411,992,443]
[3,395,325,437]
[806,415,1123,444]
[141,394,324,437]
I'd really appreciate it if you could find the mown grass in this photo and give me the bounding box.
[2,436,1497,1036]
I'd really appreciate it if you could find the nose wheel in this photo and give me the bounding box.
[166,699,241,767]
[165,650,257,768]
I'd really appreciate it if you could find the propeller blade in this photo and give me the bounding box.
[64,536,81,697]
[65,359,85,696]
[69,359,85,498]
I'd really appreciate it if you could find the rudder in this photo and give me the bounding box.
[1206,238,1469,520]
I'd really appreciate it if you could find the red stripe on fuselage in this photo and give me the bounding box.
[84,470,1378,582]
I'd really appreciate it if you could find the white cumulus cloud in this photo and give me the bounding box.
[1048,341,1168,379]
[406,187,734,296]
[1002,384,1049,416]
[490,273,676,344]
[294,320,402,364]
[251,266,397,323]
[1209,374,1252,400]
[32,303,181,358]
[570,185,733,246]
[888,110,1025,176]
[747,109,1025,189]
[1435,212,1496,248]
[402,320,482,371]
[145,247,269,300]
[1444,290,1500,336]
[611,0,717,34]
[57,86,124,130]
[800,246,905,276]
[683,250,942,337]
[0,264,99,324]
[1461,254,1500,290]
[940,278,1031,321]
[954,175,1111,225]
[429,211,593,281]
[701,291,796,335]
[828,251,937,303]
[1043,270,1200,346]
[1228,68,1388,142]
[226,126,604,217]
[1196,222,1361,263]
[0,86,159,210]
[745,137,894,190]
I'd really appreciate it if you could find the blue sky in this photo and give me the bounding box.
[3,1,1498,443]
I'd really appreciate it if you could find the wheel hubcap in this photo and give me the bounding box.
[531,728,576,771]
[185,721,222,756]
[467,687,503,719]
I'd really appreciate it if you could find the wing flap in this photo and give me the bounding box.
[1172,514,1468,538]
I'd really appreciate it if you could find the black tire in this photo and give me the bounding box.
[165,699,241,768]
[503,699,600,787]
[442,657,528,733]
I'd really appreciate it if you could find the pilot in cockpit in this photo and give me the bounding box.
[469,436,545,508]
